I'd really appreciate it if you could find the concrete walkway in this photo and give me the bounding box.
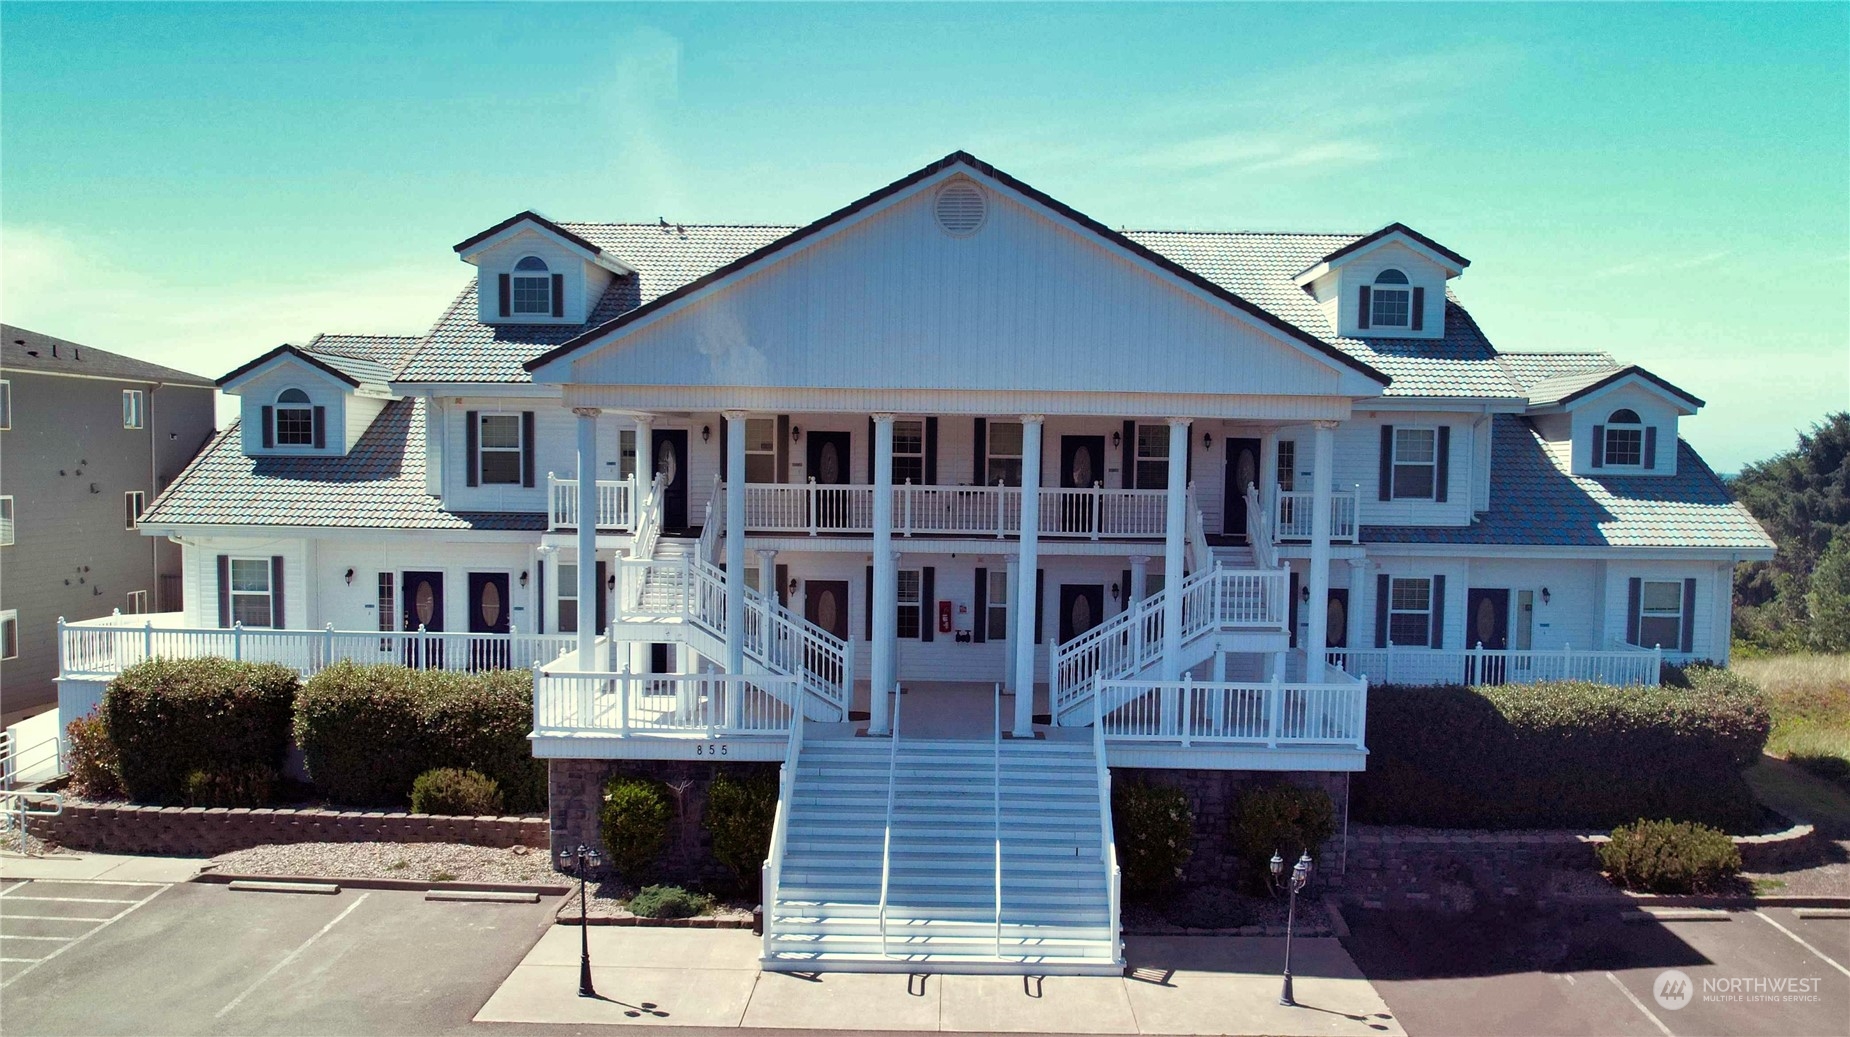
[477,927,1404,1034]
[0,850,207,883]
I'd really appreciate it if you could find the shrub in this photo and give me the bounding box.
[1354,677,1771,831]
[600,776,671,882]
[1164,886,1252,929]
[704,770,778,891]
[410,767,504,816]
[294,663,544,810]
[64,712,122,800]
[1230,784,1335,893]
[105,658,297,803]
[182,766,278,808]
[1112,780,1194,899]
[627,884,711,919]
[1599,819,1742,894]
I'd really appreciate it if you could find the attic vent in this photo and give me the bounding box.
[934,180,987,237]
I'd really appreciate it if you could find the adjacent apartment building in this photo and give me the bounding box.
[1,326,216,724]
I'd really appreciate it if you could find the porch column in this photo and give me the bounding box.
[1012,416,1044,737]
[870,414,897,735]
[1003,559,1020,694]
[630,414,654,677]
[724,412,748,687]
[573,407,601,670]
[1128,556,1150,610]
[1306,421,1337,677]
[1259,432,1279,531]
[756,549,779,599]
[1161,418,1190,680]
[1347,558,1370,664]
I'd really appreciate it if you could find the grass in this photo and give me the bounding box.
[1733,653,1850,784]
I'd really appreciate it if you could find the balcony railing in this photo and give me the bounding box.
[1328,643,1662,687]
[738,480,1169,539]
[1097,673,1367,748]
[533,664,799,738]
[548,474,637,531]
[1274,486,1361,543]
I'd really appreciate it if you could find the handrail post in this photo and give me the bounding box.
[1091,482,1102,541]
[324,623,335,671]
[1267,669,1282,748]
[233,621,243,661]
[1180,673,1193,747]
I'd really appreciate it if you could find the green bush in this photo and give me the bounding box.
[1599,819,1743,894]
[704,770,778,891]
[64,713,122,800]
[294,663,543,810]
[627,884,711,919]
[410,767,505,816]
[182,766,278,808]
[1230,784,1335,892]
[1164,886,1252,929]
[104,658,297,803]
[600,776,671,883]
[1111,780,1194,899]
[1354,676,1771,831]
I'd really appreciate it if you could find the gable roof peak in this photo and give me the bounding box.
[1294,222,1470,284]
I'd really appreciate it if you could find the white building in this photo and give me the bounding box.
[63,152,1773,973]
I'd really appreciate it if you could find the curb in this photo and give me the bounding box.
[555,912,756,928]
[229,879,341,895]
[194,872,568,896]
[1321,893,1352,940]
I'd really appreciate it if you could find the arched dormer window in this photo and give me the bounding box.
[511,255,553,316]
[1369,269,1412,328]
[1602,408,1645,467]
[274,388,314,446]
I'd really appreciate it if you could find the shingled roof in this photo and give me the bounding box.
[2,324,214,386]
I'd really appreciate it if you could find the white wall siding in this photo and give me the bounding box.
[1331,242,1449,341]
[345,395,387,451]
[1600,559,1723,662]
[1301,413,1478,528]
[471,231,601,326]
[1567,383,1681,476]
[234,365,351,457]
[1462,558,1602,651]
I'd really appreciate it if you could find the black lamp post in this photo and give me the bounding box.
[559,843,603,997]
[1269,849,1313,1007]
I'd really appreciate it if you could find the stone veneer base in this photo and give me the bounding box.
[31,801,547,857]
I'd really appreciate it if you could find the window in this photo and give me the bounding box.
[892,419,925,485]
[125,590,149,615]
[1370,269,1411,328]
[0,496,13,546]
[0,610,16,660]
[512,255,552,315]
[987,421,1023,486]
[377,572,396,650]
[745,418,778,483]
[1604,409,1644,467]
[619,429,637,479]
[0,379,11,429]
[986,570,1009,640]
[1388,577,1433,647]
[275,388,314,446]
[229,558,274,628]
[122,389,144,429]
[1276,441,1296,492]
[1135,424,1171,490]
[896,569,923,640]
[478,414,522,485]
[1514,590,1535,651]
[124,491,145,530]
[557,563,580,633]
[1638,580,1684,649]
[1391,427,1438,500]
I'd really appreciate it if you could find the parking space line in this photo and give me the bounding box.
[0,883,171,990]
[215,891,371,1019]
[1605,971,1675,1037]
[1756,910,1850,978]
[1,935,72,942]
[0,957,44,963]
[4,896,141,904]
[0,914,116,923]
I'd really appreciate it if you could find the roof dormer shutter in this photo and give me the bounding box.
[1644,426,1658,470]
[1411,286,1425,331]
[312,406,326,449]
[1357,285,1372,330]
[497,274,511,318]
[1591,426,1605,469]
[261,407,274,449]
[550,274,564,318]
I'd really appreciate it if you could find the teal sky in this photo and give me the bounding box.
[3,2,1845,471]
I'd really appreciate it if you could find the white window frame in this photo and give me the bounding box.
[122,388,145,430]
[0,379,12,430]
[275,388,314,447]
[229,557,275,628]
[1603,409,1645,468]
[125,490,146,530]
[1275,440,1296,493]
[377,572,396,650]
[896,568,923,640]
[892,419,925,485]
[511,255,552,316]
[1134,423,1171,490]
[0,609,16,660]
[125,590,149,615]
[619,429,637,480]
[745,417,779,484]
[986,570,1009,641]
[1391,426,1439,501]
[1388,577,1433,647]
[557,563,580,634]
[1370,269,1412,329]
[0,496,13,547]
[1638,580,1685,650]
[986,421,1023,487]
[477,412,523,486]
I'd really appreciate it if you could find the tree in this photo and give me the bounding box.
[1730,413,1850,649]
[1807,531,1850,652]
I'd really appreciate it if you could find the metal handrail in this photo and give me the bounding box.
[1093,676,1121,963]
[1,734,63,790]
[992,681,1004,960]
[761,689,805,959]
[1184,481,1214,572]
[2,789,63,854]
[877,685,904,957]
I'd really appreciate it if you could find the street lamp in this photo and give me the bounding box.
[1269,849,1314,1007]
[559,843,603,997]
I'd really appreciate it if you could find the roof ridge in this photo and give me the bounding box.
[559,221,802,230]
[1122,228,1369,238]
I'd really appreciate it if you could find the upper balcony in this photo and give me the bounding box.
[1272,486,1363,544]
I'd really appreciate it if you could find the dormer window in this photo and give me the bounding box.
[512,256,553,315]
[1602,409,1644,467]
[1370,270,1411,328]
[275,388,314,446]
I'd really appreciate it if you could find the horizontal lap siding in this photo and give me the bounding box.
[1460,558,1601,651]
[1326,414,1477,527]
[1600,560,1722,660]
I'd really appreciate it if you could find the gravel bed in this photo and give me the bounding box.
[210,841,559,885]
[554,878,756,924]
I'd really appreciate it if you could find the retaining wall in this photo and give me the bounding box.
[31,801,547,857]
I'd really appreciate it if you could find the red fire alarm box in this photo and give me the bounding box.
[939,600,954,634]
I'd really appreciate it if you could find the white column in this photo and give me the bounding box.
[1012,415,1044,737]
[1161,418,1190,680]
[724,412,748,680]
[1306,421,1336,677]
[870,414,897,735]
[1003,558,1019,694]
[630,414,654,676]
[756,548,778,599]
[573,407,601,670]
[1347,558,1370,659]
[1128,556,1150,609]
[1259,432,1279,529]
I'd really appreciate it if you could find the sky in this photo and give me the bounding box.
[2,2,1845,472]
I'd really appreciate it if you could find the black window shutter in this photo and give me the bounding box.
[1434,426,1450,502]
[775,564,790,608]
[521,411,536,487]
[465,411,479,487]
[1378,425,1394,500]
[1681,578,1696,653]
[1288,571,1300,649]
[1374,574,1390,648]
[1034,569,1045,645]
[920,567,935,642]
[271,556,286,629]
[1186,425,1194,486]
[1120,568,1132,610]
[973,418,987,484]
[718,418,728,480]
[218,555,231,627]
[867,418,875,484]
[775,415,789,482]
[1626,578,1642,645]
[1411,286,1425,331]
[973,568,988,643]
[1429,574,1446,649]
[1592,426,1605,469]
[536,562,545,634]
[594,561,607,634]
[924,417,938,485]
[497,274,510,317]
[1644,427,1658,470]
[312,406,326,449]
[550,273,564,318]
[1357,285,1371,329]
[865,566,874,641]
[1121,420,1135,488]
[261,407,274,449]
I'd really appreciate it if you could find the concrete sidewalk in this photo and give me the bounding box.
[476,927,1404,1034]
[0,850,207,883]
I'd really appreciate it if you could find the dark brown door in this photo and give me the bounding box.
[1466,588,1510,684]
[401,570,444,668]
[1060,436,1105,533]
[806,432,852,528]
[467,572,511,669]
[1223,437,1262,539]
[1058,584,1105,644]
[652,428,689,530]
[1326,588,1349,650]
[803,581,850,689]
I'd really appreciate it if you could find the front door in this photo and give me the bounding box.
[803,580,850,692]
[1060,436,1105,533]
[652,429,690,530]
[1465,588,1511,684]
[401,570,444,668]
[1326,588,1350,650]
[1058,584,1105,645]
[467,572,511,669]
[806,431,852,528]
[1223,437,1262,539]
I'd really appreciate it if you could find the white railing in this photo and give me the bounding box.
[1274,486,1362,543]
[877,686,903,958]
[0,733,61,790]
[761,695,805,959]
[59,615,575,681]
[1093,686,1121,964]
[992,682,1004,960]
[742,481,876,535]
[548,474,637,531]
[1097,673,1369,747]
[733,481,1170,540]
[1328,643,1663,687]
[697,473,723,564]
[1244,484,1279,570]
[1184,481,1213,571]
[532,670,799,736]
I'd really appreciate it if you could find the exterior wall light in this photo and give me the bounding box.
[701,425,711,442]
[344,568,354,585]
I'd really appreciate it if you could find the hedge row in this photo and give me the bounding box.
[1353,666,1771,831]
[105,658,298,802]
